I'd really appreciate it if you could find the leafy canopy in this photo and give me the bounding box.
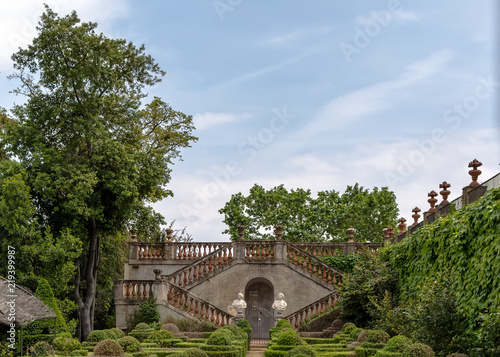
[219,183,398,242]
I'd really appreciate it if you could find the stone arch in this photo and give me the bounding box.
[245,278,274,339]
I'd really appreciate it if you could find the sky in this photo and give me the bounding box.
[0,1,498,242]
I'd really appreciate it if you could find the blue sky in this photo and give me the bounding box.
[0,1,498,242]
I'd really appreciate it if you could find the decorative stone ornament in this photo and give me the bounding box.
[439,181,451,206]
[272,293,287,316]
[232,293,247,317]
[427,191,438,212]
[274,225,284,240]
[346,228,356,243]
[387,226,395,240]
[397,217,407,234]
[153,269,162,280]
[166,228,173,242]
[130,228,138,242]
[237,225,246,241]
[411,207,421,226]
[468,159,482,188]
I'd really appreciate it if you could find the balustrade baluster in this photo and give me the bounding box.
[208,257,213,271]
[193,265,198,281]
[168,286,173,301]
[198,264,203,279]
[293,250,298,265]
[309,260,313,273]
[183,271,187,286]
[228,247,233,261]
[178,292,184,307]
[322,267,327,281]
[215,312,220,326]
[190,297,194,312]
[205,304,210,320]
[210,308,215,323]
[218,251,223,266]
[148,282,153,299]
[194,301,199,317]
[137,284,143,299]
[271,245,275,259]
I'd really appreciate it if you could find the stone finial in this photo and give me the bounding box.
[346,228,356,242]
[237,225,246,241]
[397,217,407,234]
[382,228,390,241]
[412,207,421,226]
[439,181,451,206]
[274,225,284,240]
[387,226,395,240]
[153,269,162,280]
[130,228,138,241]
[427,190,438,212]
[468,159,482,188]
[166,228,173,242]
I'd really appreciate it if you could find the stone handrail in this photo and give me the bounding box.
[166,244,233,288]
[293,242,383,256]
[284,292,339,328]
[285,242,344,286]
[119,280,157,300]
[245,241,275,259]
[167,284,233,327]
[135,243,166,260]
[174,243,229,260]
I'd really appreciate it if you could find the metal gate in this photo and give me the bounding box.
[245,279,274,339]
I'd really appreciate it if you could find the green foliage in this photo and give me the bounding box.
[344,325,356,334]
[93,339,124,356]
[207,330,233,346]
[236,319,252,345]
[117,336,141,353]
[446,354,469,357]
[52,337,81,355]
[383,335,413,352]
[350,327,364,340]
[285,346,316,357]
[383,188,500,328]
[358,330,390,344]
[128,323,154,342]
[477,312,500,351]
[339,252,398,327]
[25,278,67,336]
[106,328,125,340]
[404,343,435,357]
[3,5,197,339]
[129,296,160,328]
[219,183,398,242]
[182,348,209,357]
[87,330,111,342]
[162,316,216,332]
[0,342,14,357]
[27,341,55,356]
[147,329,174,347]
[276,330,303,346]
[321,254,362,273]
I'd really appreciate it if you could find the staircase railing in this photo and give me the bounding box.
[167,284,233,327]
[285,242,344,286]
[166,244,233,288]
[284,292,339,328]
[245,241,275,259]
[119,280,157,300]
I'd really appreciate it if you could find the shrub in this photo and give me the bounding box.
[93,339,124,356]
[135,323,150,330]
[162,323,180,334]
[117,336,141,353]
[147,329,174,347]
[285,346,316,357]
[87,330,110,342]
[342,322,355,332]
[446,354,468,357]
[0,342,14,357]
[358,330,390,344]
[383,335,412,352]
[277,330,303,346]
[51,336,81,355]
[106,328,125,340]
[27,341,55,356]
[129,296,160,329]
[350,327,364,340]
[236,319,252,344]
[128,324,154,342]
[276,320,292,329]
[344,325,356,334]
[404,343,435,357]
[182,348,209,357]
[207,330,232,346]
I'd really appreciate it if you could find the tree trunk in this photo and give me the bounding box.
[74,219,99,341]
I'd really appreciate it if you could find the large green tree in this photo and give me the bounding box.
[2,7,196,339]
[219,183,398,242]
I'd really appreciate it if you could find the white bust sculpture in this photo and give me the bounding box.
[272,293,287,312]
[232,293,247,315]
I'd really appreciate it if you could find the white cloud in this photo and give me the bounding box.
[0,0,129,72]
[303,49,454,136]
[193,112,251,131]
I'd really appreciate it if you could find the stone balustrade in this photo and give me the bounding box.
[285,292,339,328]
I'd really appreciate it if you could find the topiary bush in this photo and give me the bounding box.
[357,330,390,344]
[277,330,303,346]
[106,328,125,340]
[383,335,412,353]
[93,339,124,356]
[342,322,356,332]
[51,336,81,355]
[87,330,110,342]
[128,323,154,342]
[350,327,364,340]
[236,319,252,345]
[147,329,174,347]
[404,343,435,357]
[285,346,316,357]
[446,354,468,357]
[117,336,141,353]
[181,348,208,357]
[206,330,233,346]
[129,296,160,329]
[27,341,55,356]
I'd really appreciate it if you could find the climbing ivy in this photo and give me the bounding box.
[382,187,500,327]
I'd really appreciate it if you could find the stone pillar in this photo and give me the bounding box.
[233,241,246,262]
[346,228,356,254]
[165,228,174,260]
